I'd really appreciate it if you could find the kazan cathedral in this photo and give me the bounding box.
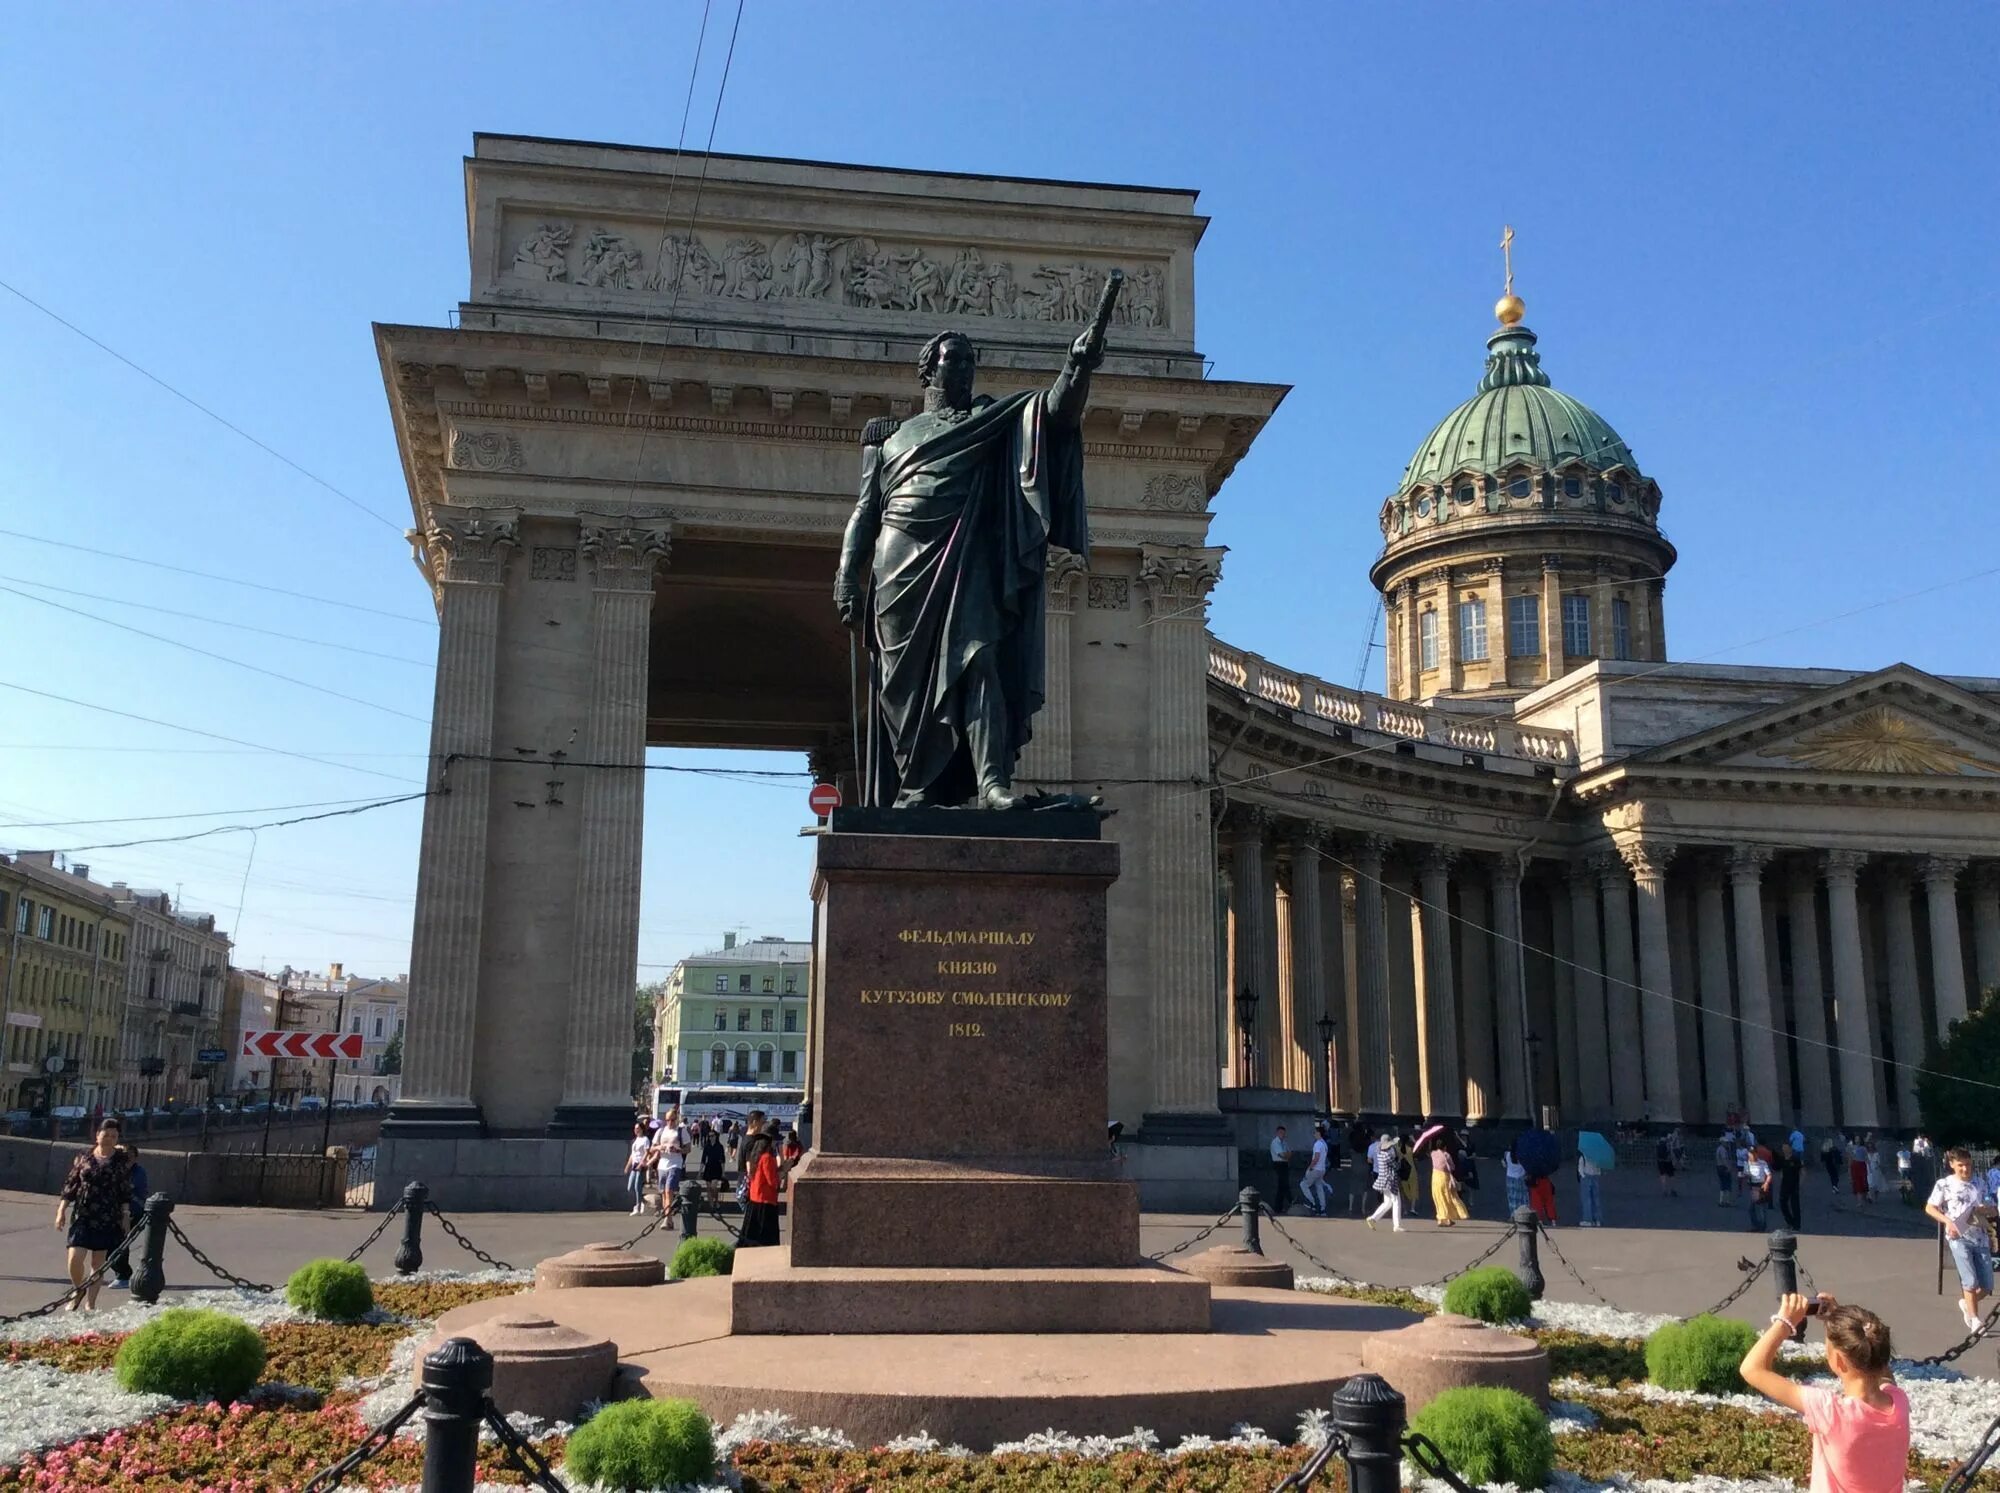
[1209,287,2000,1138]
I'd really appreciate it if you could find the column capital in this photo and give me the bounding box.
[1974,863,2000,897]
[1619,838,1676,881]
[1353,832,1393,868]
[422,508,521,588]
[1822,849,1869,883]
[1878,858,1916,892]
[1046,545,1089,613]
[1486,853,1523,891]
[1920,854,1969,888]
[1726,845,1774,883]
[1587,849,1627,887]
[1138,543,1225,616]
[1223,803,1274,842]
[1418,844,1458,878]
[580,517,673,593]
[1785,856,1823,896]
[1539,552,1565,573]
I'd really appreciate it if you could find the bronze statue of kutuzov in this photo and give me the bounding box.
[835,272,1121,810]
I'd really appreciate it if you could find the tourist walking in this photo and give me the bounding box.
[1577,1147,1604,1227]
[1657,1128,1681,1196]
[1821,1133,1846,1197]
[655,1106,690,1218]
[1744,1147,1773,1232]
[1925,1147,1995,1333]
[1738,1293,1908,1493]
[1848,1134,1874,1203]
[1502,1145,1528,1215]
[1777,1140,1805,1231]
[1300,1123,1331,1217]
[699,1122,727,1207]
[737,1110,783,1247]
[1268,1126,1293,1214]
[623,1122,651,1214]
[1430,1144,1469,1226]
[108,1143,148,1290]
[1715,1135,1737,1207]
[1365,1130,1405,1231]
[54,1118,132,1311]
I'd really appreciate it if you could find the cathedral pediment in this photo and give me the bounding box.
[1632,665,2000,778]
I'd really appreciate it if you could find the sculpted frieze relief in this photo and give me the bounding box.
[449,430,526,472]
[504,217,1170,329]
[1139,472,1206,512]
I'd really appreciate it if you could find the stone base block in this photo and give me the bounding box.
[728,1244,1210,1335]
[372,1136,631,1211]
[418,1307,617,1421]
[380,1100,484,1139]
[1179,1244,1294,1290]
[536,1242,668,1290]
[786,1154,1138,1269]
[1122,1136,1239,1212]
[1360,1311,1551,1412]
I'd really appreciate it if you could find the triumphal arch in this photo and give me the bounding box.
[375,134,1286,1207]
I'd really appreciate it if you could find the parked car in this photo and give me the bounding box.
[2,1109,32,1133]
[297,1096,327,1112]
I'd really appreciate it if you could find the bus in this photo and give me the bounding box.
[652,1083,804,1129]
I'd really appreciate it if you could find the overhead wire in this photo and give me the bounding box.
[0,791,429,856]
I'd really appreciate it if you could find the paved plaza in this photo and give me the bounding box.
[3,1164,1988,1371]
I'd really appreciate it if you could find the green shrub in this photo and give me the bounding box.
[1645,1313,1760,1394]
[564,1398,714,1490]
[1409,1386,1554,1489]
[1441,1264,1533,1324]
[285,1258,375,1321]
[114,1307,266,1400]
[668,1236,734,1280]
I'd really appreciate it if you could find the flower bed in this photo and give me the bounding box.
[370,1273,530,1321]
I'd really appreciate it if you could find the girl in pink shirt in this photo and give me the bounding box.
[1739,1292,1909,1493]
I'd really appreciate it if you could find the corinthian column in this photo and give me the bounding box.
[1566,863,1609,1119]
[1458,870,1496,1120]
[1728,846,1782,1126]
[1921,856,1970,1035]
[1351,836,1393,1114]
[1138,547,1227,1130]
[1015,547,1087,787]
[387,511,518,1136]
[1823,851,1881,1129]
[549,520,672,1135]
[1972,865,2000,998]
[1598,853,1644,1116]
[1490,858,1529,1121]
[1786,863,1835,1127]
[1694,859,1737,1122]
[1879,862,1925,1126]
[1416,846,1462,1118]
[1284,828,1327,1098]
[1226,808,1278,1088]
[1624,840,1683,1123]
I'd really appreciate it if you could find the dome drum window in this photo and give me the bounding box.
[1455,485,1475,506]
[1563,476,1583,499]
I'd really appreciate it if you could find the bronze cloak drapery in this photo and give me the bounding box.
[855,391,1088,806]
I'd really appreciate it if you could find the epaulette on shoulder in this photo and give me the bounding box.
[860,416,901,447]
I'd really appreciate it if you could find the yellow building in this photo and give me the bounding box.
[0,853,131,1114]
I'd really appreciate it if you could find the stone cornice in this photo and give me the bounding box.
[1571,760,2000,805]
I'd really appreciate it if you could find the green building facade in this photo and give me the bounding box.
[652,933,811,1087]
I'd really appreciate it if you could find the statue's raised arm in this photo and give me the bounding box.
[1046,269,1122,427]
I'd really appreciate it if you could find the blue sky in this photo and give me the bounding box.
[1,4,1994,979]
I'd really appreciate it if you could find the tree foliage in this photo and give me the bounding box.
[1916,987,2000,1147]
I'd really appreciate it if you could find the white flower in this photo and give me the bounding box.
[0,1361,176,1465]
[0,1288,305,1344]
[882,1430,972,1456]
[1548,1398,1599,1434]
[991,1427,1161,1456]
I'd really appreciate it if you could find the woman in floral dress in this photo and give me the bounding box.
[54,1118,133,1310]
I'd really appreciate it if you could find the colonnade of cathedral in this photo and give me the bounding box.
[1218,804,2000,1129]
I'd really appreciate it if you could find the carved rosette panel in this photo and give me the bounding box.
[1138,544,1225,616]
[1045,546,1088,614]
[581,521,673,593]
[1139,473,1206,512]
[426,513,520,588]
[449,431,526,472]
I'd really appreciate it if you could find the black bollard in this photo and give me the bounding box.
[395,1180,428,1275]
[418,1337,492,1493]
[1239,1186,1264,1255]
[1513,1206,1545,1300]
[1769,1228,1803,1341]
[1330,1372,1408,1493]
[129,1192,173,1305]
[679,1177,702,1241]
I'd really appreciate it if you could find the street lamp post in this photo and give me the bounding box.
[1525,1031,1545,1128]
[1234,984,1259,1088]
[1315,1011,1337,1118]
[320,984,352,1156]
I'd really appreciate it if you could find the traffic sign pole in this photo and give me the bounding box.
[809,782,842,819]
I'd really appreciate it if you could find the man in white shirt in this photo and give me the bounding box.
[1926,1147,1995,1333]
[1300,1124,1331,1217]
[1268,1126,1293,1215]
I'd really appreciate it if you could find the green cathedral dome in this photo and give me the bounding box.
[1399,324,1638,492]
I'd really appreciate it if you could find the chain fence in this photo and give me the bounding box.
[482,1401,571,1490]
[166,1217,275,1294]
[1145,1205,1241,1263]
[300,1389,425,1493]
[0,1217,147,1326]
[341,1197,406,1264]
[431,1210,516,1272]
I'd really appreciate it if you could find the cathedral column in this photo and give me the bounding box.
[1694,860,1737,1123]
[552,520,672,1133]
[1481,560,1506,679]
[1624,840,1683,1123]
[1334,868,1360,1108]
[1549,884,1581,1118]
[1400,583,1422,700]
[1015,548,1086,786]
[1598,853,1644,1116]
[1490,858,1529,1121]
[1786,863,1835,1127]
[1921,855,1970,1034]
[1880,863,1925,1126]
[1823,851,1882,1130]
[1432,568,1456,689]
[1351,835,1393,1114]
[1459,870,1496,1119]
[388,511,518,1135]
[1589,562,1614,662]
[1416,847,1462,1118]
[1539,555,1565,683]
[1648,579,1669,662]
[1727,847,1782,1127]
[1566,863,1610,1118]
[1140,546,1227,1122]
[1285,829,1327,1099]
[1386,858,1423,1113]
[1667,879,1705,1118]
[1225,808,1279,1087]
[1971,865,2000,998]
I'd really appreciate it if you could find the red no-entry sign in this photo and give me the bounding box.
[808,782,842,817]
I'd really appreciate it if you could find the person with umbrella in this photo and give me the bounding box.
[1577,1129,1615,1227]
[1517,1126,1560,1224]
[1415,1120,1469,1227]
